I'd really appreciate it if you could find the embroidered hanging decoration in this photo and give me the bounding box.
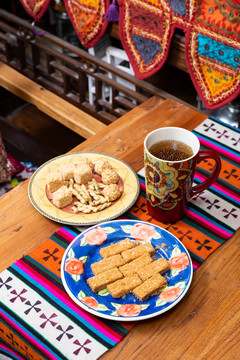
[64,0,110,48]
[19,0,51,21]
[117,0,240,110]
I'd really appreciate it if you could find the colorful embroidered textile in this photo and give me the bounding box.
[0,117,239,359]
[0,162,37,198]
[117,0,240,110]
[19,0,51,21]
[64,0,110,48]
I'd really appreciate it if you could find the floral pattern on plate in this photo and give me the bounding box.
[61,220,193,321]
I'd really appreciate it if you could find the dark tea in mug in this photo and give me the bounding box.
[149,140,193,161]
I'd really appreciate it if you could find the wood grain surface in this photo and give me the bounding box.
[0,97,239,360]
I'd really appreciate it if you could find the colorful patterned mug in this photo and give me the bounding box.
[144,127,221,223]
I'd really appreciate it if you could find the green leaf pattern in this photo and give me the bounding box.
[78,290,86,299]
[121,225,133,234]
[67,248,75,258]
[104,226,117,234]
[80,237,87,246]
[152,231,162,240]
[98,289,109,296]
[79,256,88,264]
[171,245,181,257]
[71,274,81,282]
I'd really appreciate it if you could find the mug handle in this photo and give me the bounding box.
[190,150,221,197]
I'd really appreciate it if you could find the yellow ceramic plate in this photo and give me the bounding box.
[28,152,140,226]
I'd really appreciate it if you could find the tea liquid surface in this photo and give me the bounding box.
[149,140,193,161]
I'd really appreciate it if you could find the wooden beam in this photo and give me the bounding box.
[0,61,106,138]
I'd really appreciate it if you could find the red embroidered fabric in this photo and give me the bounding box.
[117,0,240,110]
[63,0,110,48]
[19,0,51,21]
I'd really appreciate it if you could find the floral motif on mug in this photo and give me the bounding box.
[130,223,155,241]
[145,154,179,199]
[145,152,194,210]
[85,227,107,245]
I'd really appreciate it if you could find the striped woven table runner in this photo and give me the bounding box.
[0,117,239,360]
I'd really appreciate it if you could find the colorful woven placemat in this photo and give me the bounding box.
[0,117,239,359]
[117,0,240,110]
[0,226,133,360]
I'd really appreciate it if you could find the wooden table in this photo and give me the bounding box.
[0,97,239,360]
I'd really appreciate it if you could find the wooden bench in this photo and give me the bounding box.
[0,61,107,139]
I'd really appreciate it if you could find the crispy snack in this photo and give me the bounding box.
[133,274,167,302]
[137,258,170,282]
[58,163,75,180]
[74,164,92,184]
[46,171,64,192]
[91,254,125,275]
[102,184,121,201]
[119,253,153,277]
[88,178,102,194]
[107,274,142,298]
[70,181,111,213]
[94,159,112,175]
[87,267,123,292]
[77,158,94,170]
[100,238,136,258]
[52,186,72,208]
[86,238,170,302]
[101,169,119,185]
[48,157,121,214]
[121,243,155,263]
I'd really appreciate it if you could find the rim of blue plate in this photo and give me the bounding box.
[61,220,193,321]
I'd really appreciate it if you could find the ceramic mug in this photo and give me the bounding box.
[144,127,221,223]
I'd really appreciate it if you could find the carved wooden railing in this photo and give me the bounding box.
[0,9,171,124]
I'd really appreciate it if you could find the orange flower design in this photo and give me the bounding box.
[85,227,107,245]
[65,258,84,275]
[159,287,182,302]
[130,223,155,241]
[117,304,142,317]
[169,253,189,270]
[81,297,98,309]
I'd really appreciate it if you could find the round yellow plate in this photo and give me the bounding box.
[28,152,140,226]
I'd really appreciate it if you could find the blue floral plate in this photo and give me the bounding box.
[61,220,193,321]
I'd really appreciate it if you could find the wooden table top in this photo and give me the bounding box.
[0,97,239,360]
